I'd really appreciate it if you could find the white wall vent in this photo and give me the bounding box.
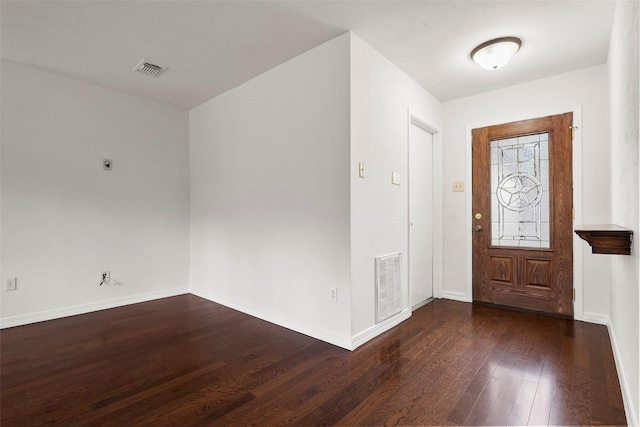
[375,253,402,324]
[133,59,168,78]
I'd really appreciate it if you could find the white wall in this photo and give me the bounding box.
[189,34,352,348]
[0,61,190,327]
[350,33,442,341]
[442,65,611,320]
[608,1,639,424]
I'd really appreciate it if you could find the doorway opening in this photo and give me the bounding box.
[409,118,435,310]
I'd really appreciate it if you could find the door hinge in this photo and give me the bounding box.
[572,208,575,220]
[570,125,578,140]
[573,288,576,301]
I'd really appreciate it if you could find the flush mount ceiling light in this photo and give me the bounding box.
[471,37,522,70]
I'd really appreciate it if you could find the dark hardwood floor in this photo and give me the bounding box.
[1,295,626,426]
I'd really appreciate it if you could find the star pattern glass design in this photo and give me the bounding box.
[497,173,543,212]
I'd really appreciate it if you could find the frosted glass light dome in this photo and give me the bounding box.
[471,37,522,70]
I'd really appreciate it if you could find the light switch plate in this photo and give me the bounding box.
[392,172,400,186]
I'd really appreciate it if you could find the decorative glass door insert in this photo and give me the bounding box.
[490,133,549,248]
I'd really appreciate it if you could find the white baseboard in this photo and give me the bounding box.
[606,317,637,427]
[190,286,353,350]
[411,298,432,311]
[0,287,188,329]
[350,308,412,350]
[582,312,609,325]
[441,290,472,303]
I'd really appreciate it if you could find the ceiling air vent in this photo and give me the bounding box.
[133,59,168,78]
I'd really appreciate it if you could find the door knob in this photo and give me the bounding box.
[475,224,483,232]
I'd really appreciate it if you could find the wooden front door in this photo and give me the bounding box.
[472,113,573,316]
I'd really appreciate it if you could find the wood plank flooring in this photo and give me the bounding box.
[1,295,627,426]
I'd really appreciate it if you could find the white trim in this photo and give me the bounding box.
[607,318,638,427]
[0,287,188,329]
[582,311,609,325]
[464,105,584,319]
[433,129,444,299]
[410,114,439,134]
[571,105,584,321]
[465,125,474,301]
[411,297,433,311]
[441,290,471,303]
[351,308,411,350]
[190,285,353,350]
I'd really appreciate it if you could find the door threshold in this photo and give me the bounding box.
[472,300,573,319]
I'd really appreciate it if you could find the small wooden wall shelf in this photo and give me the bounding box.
[574,224,633,255]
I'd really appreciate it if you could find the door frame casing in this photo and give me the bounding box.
[463,105,584,320]
[408,110,443,305]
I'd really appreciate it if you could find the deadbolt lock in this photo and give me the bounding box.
[475,213,482,220]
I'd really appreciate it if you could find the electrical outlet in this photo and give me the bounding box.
[5,277,17,292]
[330,288,337,302]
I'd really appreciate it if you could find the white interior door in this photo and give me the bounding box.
[409,122,434,309]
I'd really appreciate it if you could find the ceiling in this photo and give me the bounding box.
[1,1,616,110]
